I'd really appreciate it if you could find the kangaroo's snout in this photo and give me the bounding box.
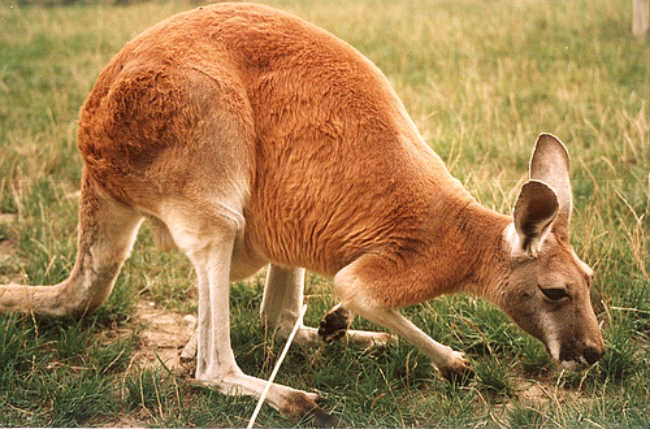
[583,342,606,365]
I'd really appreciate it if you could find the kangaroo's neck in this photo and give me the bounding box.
[459,202,511,300]
[418,194,512,302]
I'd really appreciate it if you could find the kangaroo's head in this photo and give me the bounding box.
[499,133,605,367]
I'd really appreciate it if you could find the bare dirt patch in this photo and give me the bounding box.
[128,300,196,374]
[100,414,148,429]
[0,213,16,223]
[0,239,14,259]
[105,301,197,427]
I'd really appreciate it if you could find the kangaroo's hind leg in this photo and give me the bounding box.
[0,171,143,317]
[164,212,336,426]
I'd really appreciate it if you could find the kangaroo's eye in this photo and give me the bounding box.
[539,286,569,301]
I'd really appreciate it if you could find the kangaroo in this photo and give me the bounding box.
[0,2,604,425]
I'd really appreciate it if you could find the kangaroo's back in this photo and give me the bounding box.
[77,2,471,275]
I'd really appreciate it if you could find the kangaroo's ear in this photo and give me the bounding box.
[529,133,572,236]
[509,180,559,258]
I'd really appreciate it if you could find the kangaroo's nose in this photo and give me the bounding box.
[583,344,605,365]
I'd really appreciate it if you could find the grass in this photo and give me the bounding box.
[0,0,648,427]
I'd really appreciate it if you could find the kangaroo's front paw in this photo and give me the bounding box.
[439,351,474,384]
[318,306,350,343]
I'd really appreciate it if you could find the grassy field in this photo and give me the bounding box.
[0,0,648,427]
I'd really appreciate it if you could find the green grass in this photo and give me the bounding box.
[0,0,648,427]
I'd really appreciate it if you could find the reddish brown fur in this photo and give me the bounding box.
[77,3,504,308]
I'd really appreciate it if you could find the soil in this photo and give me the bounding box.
[0,213,16,224]
[129,300,196,374]
[0,239,14,260]
[105,300,197,427]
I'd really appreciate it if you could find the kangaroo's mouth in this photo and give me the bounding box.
[558,357,589,369]
[545,338,602,369]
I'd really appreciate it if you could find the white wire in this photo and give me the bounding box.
[247,304,308,429]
